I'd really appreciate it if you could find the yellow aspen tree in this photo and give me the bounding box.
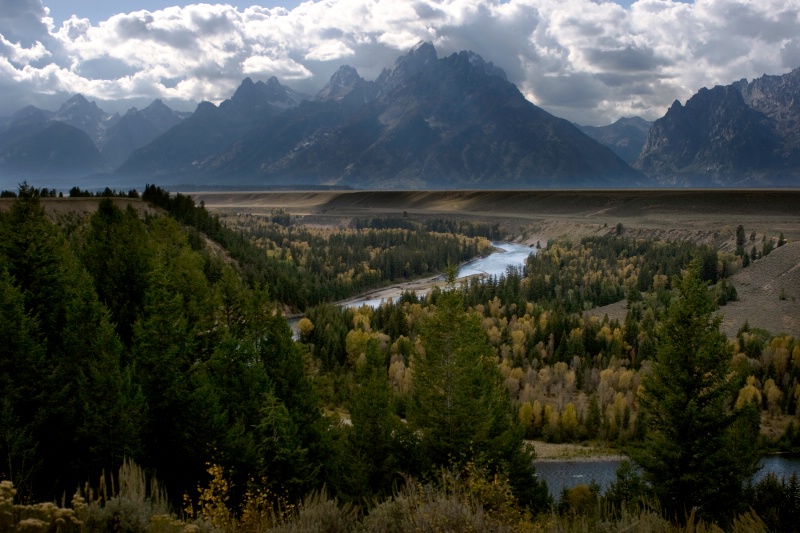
[561,403,578,438]
[519,402,534,432]
[735,376,762,409]
[532,400,544,430]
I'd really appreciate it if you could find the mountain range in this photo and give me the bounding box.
[0,96,187,182]
[635,68,800,186]
[1,42,799,189]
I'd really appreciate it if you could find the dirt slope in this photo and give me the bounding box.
[719,241,800,337]
[590,242,800,338]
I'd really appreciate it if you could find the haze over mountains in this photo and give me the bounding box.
[1,43,798,189]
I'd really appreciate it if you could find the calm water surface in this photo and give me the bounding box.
[535,455,800,498]
[456,242,536,279]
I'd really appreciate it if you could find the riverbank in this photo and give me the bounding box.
[527,440,626,462]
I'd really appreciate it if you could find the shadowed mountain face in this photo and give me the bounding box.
[100,99,187,168]
[0,95,188,183]
[577,117,652,165]
[115,76,311,179]
[635,68,800,186]
[0,121,106,179]
[118,42,643,189]
[9,43,798,189]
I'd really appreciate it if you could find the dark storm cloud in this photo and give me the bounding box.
[585,46,663,73]
[0,0,49,44]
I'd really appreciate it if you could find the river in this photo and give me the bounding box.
[535,455,800,498]
[289,241,536,336]
[456,241,536,279]
[294,243,800,499]
[339,241,536,309]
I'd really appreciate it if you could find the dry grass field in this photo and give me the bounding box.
[191,189,800,245]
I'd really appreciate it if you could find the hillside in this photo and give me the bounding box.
[719,241,800,336]
[589,241,800,338]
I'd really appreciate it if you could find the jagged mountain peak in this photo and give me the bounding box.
[55,94,104,121]
[52,93,110,142]
[117,41,641,188]
[317,65,367,102]
[219,76,307,118]
[614,116,651,129]
[398,41,437,69]
[634,77,783,184]
[380,41,439,91]
[143,98,171,113]
[99,97,186,167]
[448,50,508,81]
[10,105,52,125]
[59,93,91,108]
[576,116,652,165]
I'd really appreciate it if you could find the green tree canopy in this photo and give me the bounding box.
[633,261,760,524]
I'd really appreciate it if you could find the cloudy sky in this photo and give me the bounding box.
[1,0,798,125]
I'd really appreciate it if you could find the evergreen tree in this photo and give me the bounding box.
[255,310,332,500]
[0,269,46,497]
[633,261,760,524]
[409,289,549,511]
[735,225,746,247]
[132,269,222,499]
[1,191,143,498]
[333,339,405,503]
[82,199,153,345]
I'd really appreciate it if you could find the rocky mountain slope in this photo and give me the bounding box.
[0,120,106,179]
[100,99,187,168]
[635,68,800,185]
[5,43,799,189]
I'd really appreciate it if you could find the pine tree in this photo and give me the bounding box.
[735,225,746,247]
[82,199,153,345]
[0,269,46,497]
[333,338,402,503]
[633,261,760,523]
[409,289,549,511]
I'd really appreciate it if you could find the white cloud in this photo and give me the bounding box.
[0,0,797,124]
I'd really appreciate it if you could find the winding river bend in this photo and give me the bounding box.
[339,241,536,309]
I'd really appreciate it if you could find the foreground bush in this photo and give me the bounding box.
[0,472,773,532]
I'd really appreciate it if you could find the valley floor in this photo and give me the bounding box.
[192,188,800,338]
